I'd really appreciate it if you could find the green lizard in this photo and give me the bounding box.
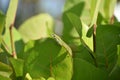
[52,34,72,56]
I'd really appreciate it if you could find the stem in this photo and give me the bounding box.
[93,24,97,67]
[93,24,96,53]
[9,24,17,59]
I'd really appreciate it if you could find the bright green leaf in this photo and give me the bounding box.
[100,0,117,21]
[24,38,73,80]
[47,77,55,80]
[0,75,11,80]
[5,0,18,28]
[9,58,24,77]
[63,0,91,25]
[18,14,54,43]
[67,13,93,54]
[66,13,82,38]
[0,11,5,47]
[0,62,12,78]
[25,73,32,80]
[0,11,5,35]
[62,0,85,46]
[3,0,21,54]
[3,27,22,54]
[90,0,101,26]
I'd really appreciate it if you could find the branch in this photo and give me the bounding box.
[9,24,17,59]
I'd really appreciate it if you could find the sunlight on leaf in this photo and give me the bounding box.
[67,13,93,51]
[5,0,18,28]
[0,12,5,48]
[0,62,12,78]
[18,14,54,43]
[90,0,101,26]
[100,0,117,21]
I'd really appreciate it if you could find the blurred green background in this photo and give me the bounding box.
[0,0,120,34]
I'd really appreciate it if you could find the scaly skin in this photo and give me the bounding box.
[52,34,72,56]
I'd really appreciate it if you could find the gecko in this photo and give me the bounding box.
[52,34,72,56]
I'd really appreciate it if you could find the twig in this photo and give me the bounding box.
[93,24,97,67]
[93,24,96,53]
[9,24,17,59]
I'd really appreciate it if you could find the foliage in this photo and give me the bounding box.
[0,0,120,80]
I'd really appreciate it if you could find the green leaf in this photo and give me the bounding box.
[5,0,18,28]
[0,75,11,80]
[63,0,91,25]
[9,58,24,77]
[47,77,55,80]
[109,66,120,80]
[3,0,21,54]
[62,0,85,45]
[86,26,94,38]
[25,73,33,80]
[0,11,5,47]
[100,0,117,21]
[15,40,25,58]
[0,51,9,64]
[3,27,22,54]
[0,11,5,35]
[72,58,108,80]
[73,45,95,65]
[67,13,93,53]
[90,0,101,26]
[66,13,82,38]
[96,25,120,72]
[24,38,73,80]
[0,62,12,78]
[18,14,54,43]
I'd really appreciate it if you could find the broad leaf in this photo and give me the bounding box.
[0,62,12,78]
[67,13,82,38]
[109,66,120,80]
[96,25,120,72]
[0,75,11,80]
[24,38,72,80]
[67,13,93,51]
[18,14,54,43]
[72,58,108,80]
[90,0,101,26]
[9,58,24,77]
[63,0,91,25]
[5,0,18,28]
[3,0,21,54]
[47,77,55,80]
[0,11,5,35]
[0,12,5,47]
[3,28,21,54]
[100,0,117,22]
[62,0,85,46]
